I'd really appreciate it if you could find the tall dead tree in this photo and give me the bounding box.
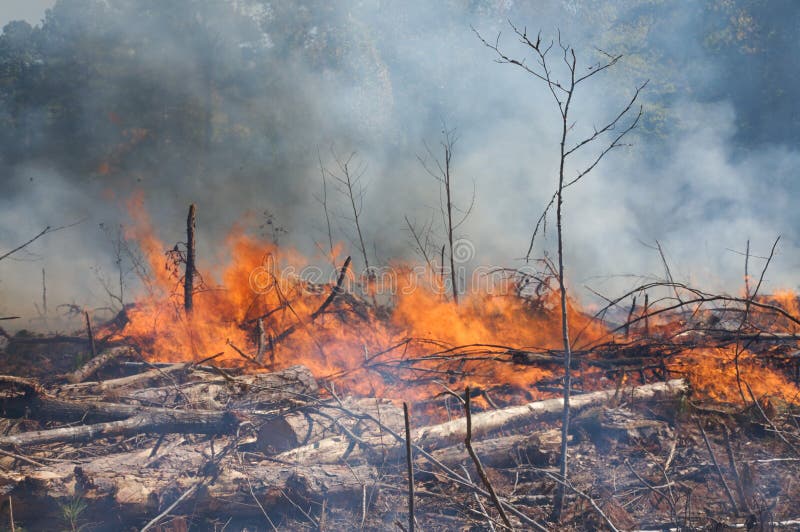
[477,25,646,521]
[184,204,196,314]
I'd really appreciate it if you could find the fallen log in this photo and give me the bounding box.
[126,364,318,409]
[5,438,374,527]
[4,365,317,417]
[64,346,137,383]
[2,394,164,424]
[2,335,122,347]
[0,408,239,446]
[426,429,565,470]
[0,365,320,446]
[414,378,686,448]
[276,379,688,465]
[254,397,404,452]
[60,362,190,396]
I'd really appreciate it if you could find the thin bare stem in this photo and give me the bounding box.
[465,387,513,530]
[404,402,415,532]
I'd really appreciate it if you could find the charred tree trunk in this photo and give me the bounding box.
[184,203,196,314]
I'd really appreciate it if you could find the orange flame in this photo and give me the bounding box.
[669,347,800,404]
[115,200,800,404]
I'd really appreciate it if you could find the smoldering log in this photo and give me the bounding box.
[276,379,688,465]
[4,439,374,526]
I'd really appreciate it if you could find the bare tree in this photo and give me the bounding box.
[476,24,646,521]
[327,150,372,281]
[404,215,436,273]
[95,223,133,311]
[418,128,475,304]
[314,148,337,268]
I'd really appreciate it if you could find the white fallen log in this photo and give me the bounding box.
[276,379,688,465]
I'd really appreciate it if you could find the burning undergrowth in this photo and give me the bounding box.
[2,201,800,531]
[115,199,800,410]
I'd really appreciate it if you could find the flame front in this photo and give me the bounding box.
[115,200,800,405]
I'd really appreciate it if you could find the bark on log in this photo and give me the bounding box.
[0,408,238,446]
[125,364,318,409]
[276,379,688,465]
[4,439,373,527]
[413,378,686,449]
[426,429,565,470]
[254,397,404,452]
[0,365,319,446]
[64,346,137,384]
[59,363,190,398]
[4,365,317,420]
[2,395,156,424]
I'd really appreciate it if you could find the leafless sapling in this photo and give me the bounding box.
[314,148,337,269]
[417,128,475,304]
[327,149,375,299]
[476,24,646,520]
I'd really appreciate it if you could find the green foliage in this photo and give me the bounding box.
[72,350,90,370]
[59,495,88,532]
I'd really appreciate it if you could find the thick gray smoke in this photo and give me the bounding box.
[1,0,798,329]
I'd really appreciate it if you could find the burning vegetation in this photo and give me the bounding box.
[1,199,800,531]
[2,4,800,531]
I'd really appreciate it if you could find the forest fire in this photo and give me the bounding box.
[119,201,585,402]
[116,199,800,409]
[3,2,800,529]
[4,201,800,531]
